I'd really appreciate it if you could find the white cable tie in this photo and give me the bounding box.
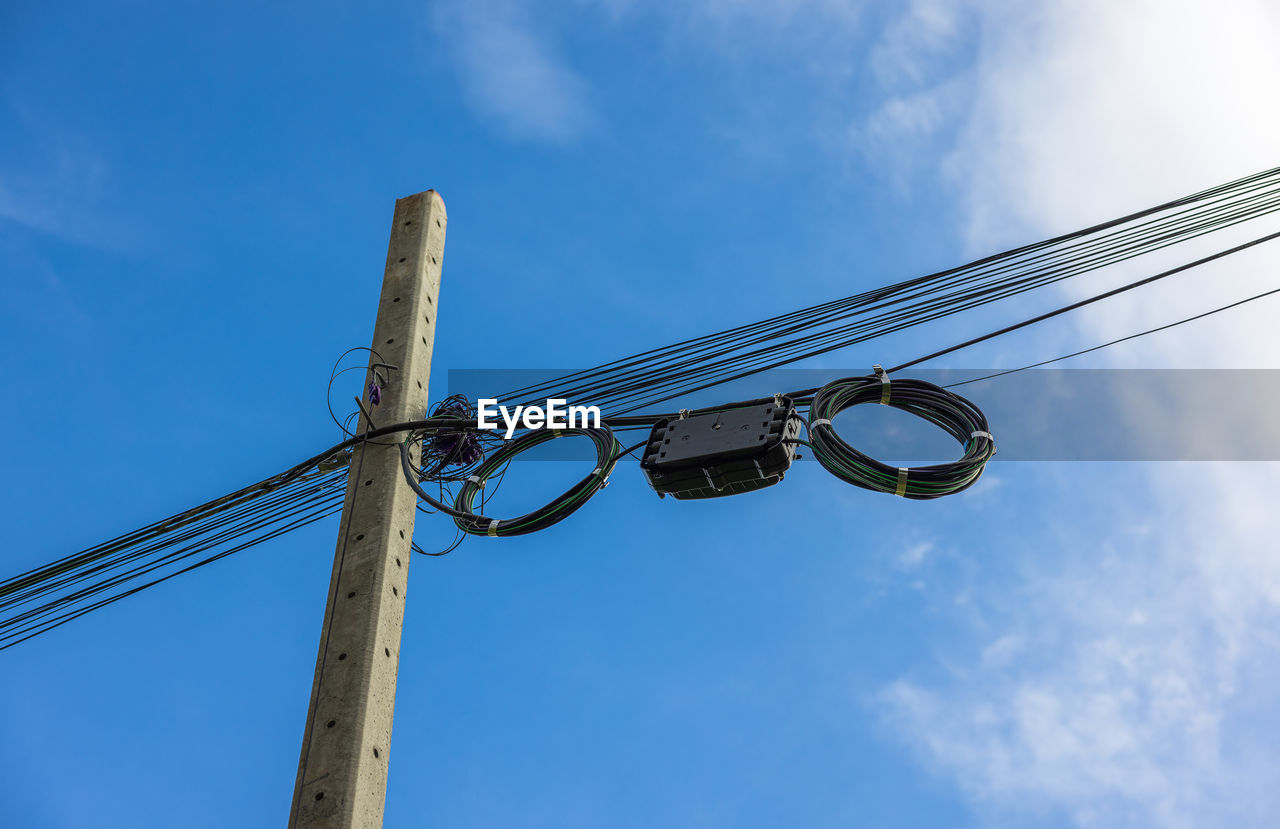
[486,519,500,537]
[811,418,833,429]
[895,467,909,497]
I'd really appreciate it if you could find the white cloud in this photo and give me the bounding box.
[868,0,963,88]
[898,539,934,570]
[979,633,1023,668]
[860,1,1280,826]
[587,5,1280,822]
[0,100,134,249]
[415,4,1280,821]
[880,466,1280,828]
[431,0,593,143]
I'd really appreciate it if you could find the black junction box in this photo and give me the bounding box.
[640,399,801,499]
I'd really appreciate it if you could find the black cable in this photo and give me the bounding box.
[886,229,1280,374]
[399,426,624,537]
[806,375,995,500]
[1,468,347,650]
[942,285,1280,388]
[10,166,1280,648]
[498,165,1280,415]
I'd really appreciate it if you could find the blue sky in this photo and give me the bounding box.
[4,2,1280,827]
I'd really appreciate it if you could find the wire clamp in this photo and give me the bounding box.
[369,362,399,393]
[873,364,891,405]
[466,474,485,488]
[811,418,833,429]
[895,467,909,497]
[486,519,500,537]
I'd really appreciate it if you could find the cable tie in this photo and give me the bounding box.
[895,467,909,497]
[873,364,891,405]
[466,474,484,487]
[486,519,499,537]
[811,418,833,429]
[970,430,994,442]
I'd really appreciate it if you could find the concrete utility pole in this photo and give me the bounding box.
[289,191,447,828]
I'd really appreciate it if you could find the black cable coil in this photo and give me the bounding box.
[806,372,995,499]
[401,425,622,537]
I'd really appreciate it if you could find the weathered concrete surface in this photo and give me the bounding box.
[289,191,446,828]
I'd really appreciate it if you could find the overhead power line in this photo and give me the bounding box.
[0,458,348,651]
[6,166,1280,649]
[886,229,1280,374]
[942,284,1280,388]
[501,164,1280,414]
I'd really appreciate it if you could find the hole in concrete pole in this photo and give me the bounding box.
[428,296,433,305]
[338,653,347,660]
[392,586,398,596]
[365,480,373,486]
[373,748,380,758]
[384,647,391,657]
[399,530,405,539]
[326,720,336,728]
[385,338,394,344]
[421,336,427,344]
[398,257,406,263]
[347,591,356,598]
[315,792,325,801]
[355,534,364,541]
[396,558,401,567]
[393,296,400,302]
[404,221,412,226]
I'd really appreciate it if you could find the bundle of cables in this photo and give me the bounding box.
[804,370,995,500]
[400,424,625,537]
